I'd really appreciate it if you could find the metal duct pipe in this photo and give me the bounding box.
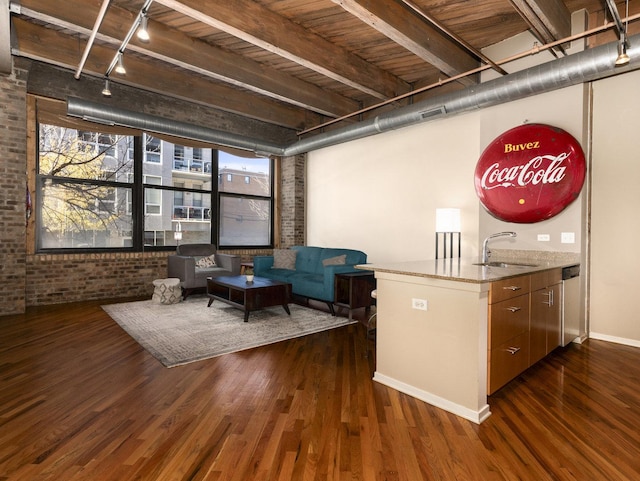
[66,97,286,156]
[282,34,640,156]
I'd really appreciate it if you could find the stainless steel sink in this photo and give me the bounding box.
[473,261,538,268]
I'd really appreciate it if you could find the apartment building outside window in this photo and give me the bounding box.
[144,135,161,164]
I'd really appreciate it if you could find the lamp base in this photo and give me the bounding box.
[435,232,461,259]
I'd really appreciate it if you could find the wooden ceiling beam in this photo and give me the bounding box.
[154,0,412,100]
[332,0,479,87]
[12,18,317,130]
[18,0,359,118]
[509,0,572,48]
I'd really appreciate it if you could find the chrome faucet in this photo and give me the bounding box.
[482,232,517,263]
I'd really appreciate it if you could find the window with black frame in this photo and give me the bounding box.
[217,151,273,248]
[37,124,135,250]
[36,121,274,251]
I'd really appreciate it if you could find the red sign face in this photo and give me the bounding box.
[474,124,586,223]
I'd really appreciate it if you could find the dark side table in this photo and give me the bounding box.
[334,271,376,320]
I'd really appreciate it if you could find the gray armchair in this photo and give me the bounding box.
[167,244,241,299]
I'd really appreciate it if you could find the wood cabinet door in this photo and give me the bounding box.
[546,283,562,352]
[530,283,562,365]
[530,287,551,365]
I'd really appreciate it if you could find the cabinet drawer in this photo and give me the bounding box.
[489,275,530,304]
[488,331,530,395]
[488,294,529,348]
[530,268,562,291]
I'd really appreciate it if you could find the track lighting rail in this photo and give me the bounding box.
[104,0,154,79]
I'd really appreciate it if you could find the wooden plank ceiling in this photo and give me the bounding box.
[9,0,620,133]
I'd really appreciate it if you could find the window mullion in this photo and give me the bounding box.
[133,135,144,250]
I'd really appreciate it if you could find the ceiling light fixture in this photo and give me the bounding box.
[616,0,631,66]
[101,0,154,95]
[101,78,112,97]
[616,35,630,66]
[115,53,127,75]
[606,0,631,67]
[137,13,150,42]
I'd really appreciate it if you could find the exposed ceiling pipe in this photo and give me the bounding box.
[67,35,640,157]
[282,33,640,156]
[66,96,286,156]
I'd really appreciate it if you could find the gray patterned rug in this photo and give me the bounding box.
[103,296,356,367]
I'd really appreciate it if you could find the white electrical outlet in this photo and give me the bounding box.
[561,232,575,244]
[537,234,550,241]
[412,298,428,311]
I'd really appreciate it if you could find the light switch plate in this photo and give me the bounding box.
[561,232,575,244]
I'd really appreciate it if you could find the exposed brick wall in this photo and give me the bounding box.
[0,66,28,315]
[26,252,169,305]
[24,249,282,307]
[280,154,305,247]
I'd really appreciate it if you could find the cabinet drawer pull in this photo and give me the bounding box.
[505,346,521,355]
[502,286,522,291]
[504,306,521,312]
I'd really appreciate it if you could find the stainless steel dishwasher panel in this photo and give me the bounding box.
[561,264,581,346]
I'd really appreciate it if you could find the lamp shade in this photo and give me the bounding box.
[435,208,461,232]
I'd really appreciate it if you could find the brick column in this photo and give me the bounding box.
[280,153,305,247]
[0,65,28,315]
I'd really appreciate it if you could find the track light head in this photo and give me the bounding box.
[615,0,631,67]
[115,53,126,75]
[137,14,150,42]
[102,78,112,97]
[616,39,630,66]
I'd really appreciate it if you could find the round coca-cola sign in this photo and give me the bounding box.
[474,123,586,223]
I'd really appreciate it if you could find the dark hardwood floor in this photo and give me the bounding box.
[1,298,639,480]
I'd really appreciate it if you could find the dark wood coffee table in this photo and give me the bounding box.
[206,276,292,322]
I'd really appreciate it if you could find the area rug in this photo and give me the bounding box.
[102,297,356,367]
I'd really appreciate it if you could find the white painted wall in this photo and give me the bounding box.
[306,114,481,263]
[590,69,640,346]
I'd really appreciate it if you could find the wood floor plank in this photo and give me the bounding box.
[2,299,640,480]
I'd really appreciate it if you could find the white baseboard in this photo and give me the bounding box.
[373,372,491,424]
[589,332,640,348]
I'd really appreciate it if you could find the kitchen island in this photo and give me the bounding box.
[358,253,578,424]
